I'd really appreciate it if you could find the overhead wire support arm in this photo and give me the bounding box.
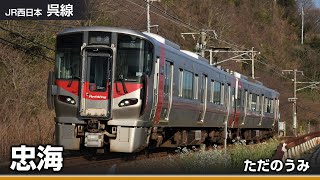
[281,69,320,136]
[210,47,259,79]
[146,0,161,33]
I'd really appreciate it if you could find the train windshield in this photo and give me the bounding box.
[55,32,153,82]
[116,34,153,82]
[55,33,83,79]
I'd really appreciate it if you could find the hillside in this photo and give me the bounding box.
[1,0,320,160]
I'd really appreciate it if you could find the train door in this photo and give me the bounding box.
[79,49,113,118]
[160,60,173,121]
[199,74,208,122]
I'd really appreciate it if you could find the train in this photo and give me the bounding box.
[47,26,280,153]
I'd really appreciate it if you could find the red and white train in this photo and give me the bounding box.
[47,26,280,153]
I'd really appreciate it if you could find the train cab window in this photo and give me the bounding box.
[213,82,222,105]
[56,33,83,79]
[194,74,199,100]
[116,34,153,82]
[182,70,194,99]
[178,69,183,97]
[251,94,257,111]
[210,80,214,103]
[89,56,108,92]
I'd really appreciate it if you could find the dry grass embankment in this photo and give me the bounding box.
[0,46,55,161]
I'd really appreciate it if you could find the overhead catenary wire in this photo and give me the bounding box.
[0,25,55,51]
[34,21,78,28]
[130,0,318,83]
[0,37,54,62]
[0,23,58,33]
[124,0,198,31]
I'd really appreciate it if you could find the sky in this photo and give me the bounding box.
[314,0,320,8]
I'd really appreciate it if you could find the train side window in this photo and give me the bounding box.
[178,69,183,97]
[244,90,248,110]
[256,95,260,111]
[213,81,221,105]
[164,61,173,94]
[220,84,225,105]
[194,74,199,100]
[270,99,274,113]
[267,98,272,113]
[231,87,235,107]
[247,93,252,111]
[264,97,268,113]
[201,74,207,103]
[251,94,257,111]
[225,84,229,105]
[182,70,194,99]
[237,89,242,108]
[210,80,214,103]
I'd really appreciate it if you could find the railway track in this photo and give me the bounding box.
[60,149,172,173]
[0,137,287,174]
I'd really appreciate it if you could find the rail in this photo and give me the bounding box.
[273,131,320,160]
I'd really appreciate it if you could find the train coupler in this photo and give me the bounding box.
[84,132,104,147]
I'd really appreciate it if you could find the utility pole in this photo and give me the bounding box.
[146,0,161,33]
[301,6,304,45]
[251,47,255,79]
[293,69,298,136]
[200,31,207,57]
[282,69,303,136]
[147,0,150,33]
[181,30,208,57]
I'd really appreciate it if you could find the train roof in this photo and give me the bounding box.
[58,26,145,37]
[58,26,279,97]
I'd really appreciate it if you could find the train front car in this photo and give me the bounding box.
[48,27,154,153]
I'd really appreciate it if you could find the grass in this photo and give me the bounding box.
[116,139,280,174]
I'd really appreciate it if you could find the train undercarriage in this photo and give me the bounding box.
[56,118,275,154]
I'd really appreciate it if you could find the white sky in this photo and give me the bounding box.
[314,0,320,8]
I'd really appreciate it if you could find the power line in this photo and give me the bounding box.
[0,25,55,51]
[124,0,319,86]
[124,0,197,31]
[34,21,78,28]
[0,37,54,62]
[144,0,200,31]
[0,23,58,33]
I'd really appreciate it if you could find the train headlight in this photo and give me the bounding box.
[118,98,138,107]
[58,95,76,105]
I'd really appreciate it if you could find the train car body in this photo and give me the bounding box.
[47,26,280,153]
